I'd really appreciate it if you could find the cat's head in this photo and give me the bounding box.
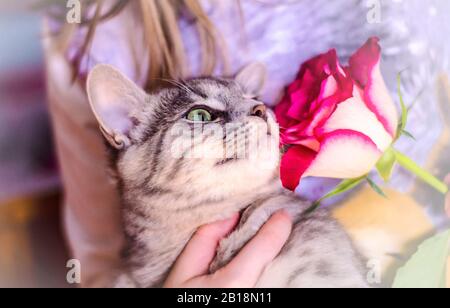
[87,63,280,203]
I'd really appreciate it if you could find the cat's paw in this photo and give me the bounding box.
[210,237,239,273]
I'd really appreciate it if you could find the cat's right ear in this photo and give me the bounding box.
[87,64,147,150]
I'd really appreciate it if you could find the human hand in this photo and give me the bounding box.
[163,211,292,288]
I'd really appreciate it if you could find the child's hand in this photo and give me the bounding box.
[446,174,450,218]
[163,211,292,288]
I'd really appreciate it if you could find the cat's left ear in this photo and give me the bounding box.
[235,62,267,98]
[87,64,147,150]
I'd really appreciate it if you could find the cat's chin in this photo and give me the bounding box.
[213,151,278,168]
[213,156,279,187]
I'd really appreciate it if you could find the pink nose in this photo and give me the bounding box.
[250,104,267,119]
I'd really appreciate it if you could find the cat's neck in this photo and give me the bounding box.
[128,177,283,232]
[122,178,283,286]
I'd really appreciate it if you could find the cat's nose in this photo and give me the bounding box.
[250,104,267,120]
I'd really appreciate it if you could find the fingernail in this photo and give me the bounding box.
[274,210,293,223]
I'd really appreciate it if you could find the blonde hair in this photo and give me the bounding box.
[52,0,234,89]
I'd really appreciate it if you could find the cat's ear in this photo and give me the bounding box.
[235,62,267,98]
[87,64,147,150]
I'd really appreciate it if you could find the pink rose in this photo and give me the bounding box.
[276,37,398,191]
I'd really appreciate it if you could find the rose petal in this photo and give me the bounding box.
[349,37,398,136]
[303,97,339,135]
[303,70,354,136]
[285,49,342,120]
[295,137,321,152]
[304,49,338,78]
[287,69,319,120]
[303,129,382,179]
[280,146,317,191]
[348,38,381,88]
[320,75,338,99]
[308,75,338,114]
[363,63,398,137]
[318,87,394,151]
[275,96,295,129]
[281,135,320,152]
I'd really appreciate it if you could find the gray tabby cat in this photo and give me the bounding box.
[86,63,368,288]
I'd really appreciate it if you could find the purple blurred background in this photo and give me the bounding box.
[0,3,59,203]
[0,2,68,288]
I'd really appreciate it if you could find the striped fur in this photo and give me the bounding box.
[87,64,368,288]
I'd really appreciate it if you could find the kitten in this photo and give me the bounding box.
[86,63,368,288]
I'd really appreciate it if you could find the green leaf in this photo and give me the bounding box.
[396,74,409,140]
[305,176,366,214]
[401,130,416,141]
[393,230,450,288]
[305,201,322,215]
[366,178,388,199]
[376,147,396,182]
[394,150,449,194]
[318,176,366,201]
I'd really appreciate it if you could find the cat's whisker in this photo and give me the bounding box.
[157,78,196,96]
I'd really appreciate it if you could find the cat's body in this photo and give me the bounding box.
[87,63,368,288]
[120,185,367,288]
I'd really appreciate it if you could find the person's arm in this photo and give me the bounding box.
[164,211,292,288]
[42,0,150,287]
[43,18,128,287]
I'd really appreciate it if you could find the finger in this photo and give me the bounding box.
[164,213,239,287]
[216,211,292,287]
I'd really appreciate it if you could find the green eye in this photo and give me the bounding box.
[186,109,213,122]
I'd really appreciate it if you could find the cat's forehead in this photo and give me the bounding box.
[168,78,243,109]
[188,78,239,95]
[188,78,242,103]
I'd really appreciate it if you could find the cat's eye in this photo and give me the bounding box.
[186,108,213,122]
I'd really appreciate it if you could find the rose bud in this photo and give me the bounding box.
[276,37,398,191]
